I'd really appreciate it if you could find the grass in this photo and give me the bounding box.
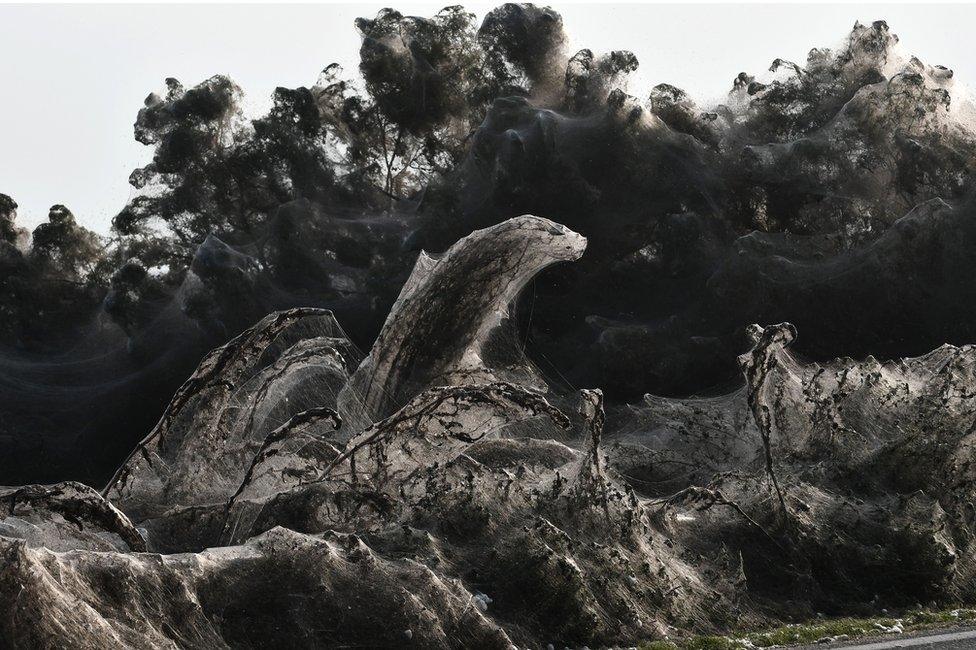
[639,607,976,649]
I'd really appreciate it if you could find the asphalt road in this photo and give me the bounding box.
[798,627,976,649]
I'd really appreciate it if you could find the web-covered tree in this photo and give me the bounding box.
[0,200,107,347]
[344,6,483,202]
[113,75,347,266]
[114,78,243,252]
[30,205,107,285]
[0,194,28,249]
[109,3,590,268]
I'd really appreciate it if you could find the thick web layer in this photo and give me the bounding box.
[3,215,976,648]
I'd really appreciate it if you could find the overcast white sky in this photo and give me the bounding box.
[2,3,974,234]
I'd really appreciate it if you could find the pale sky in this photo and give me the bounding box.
[1,3,974,234]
